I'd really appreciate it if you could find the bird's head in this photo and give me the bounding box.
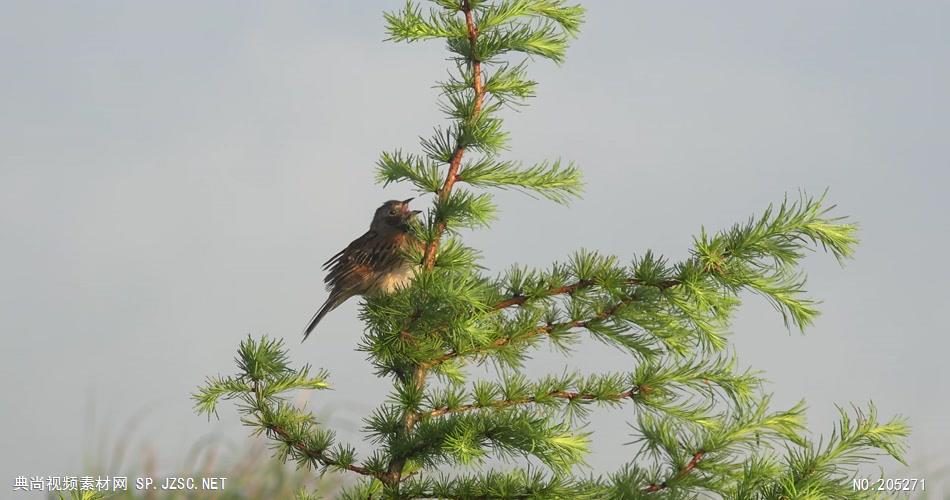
[371,198,421,231]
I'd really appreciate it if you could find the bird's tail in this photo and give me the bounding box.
[302,296,343,341]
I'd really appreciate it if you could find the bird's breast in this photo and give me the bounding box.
[373,262,417,295]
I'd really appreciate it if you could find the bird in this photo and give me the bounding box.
[303,198,422,340]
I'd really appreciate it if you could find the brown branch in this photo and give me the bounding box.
[402,278,679,357]
[425,293,641,370]
[267,424,377,478]
[392,6,483,484]
[492,279,594,310]
[422,0,485,270]
[426,387,641,418]
[492,278,680,311]
[399,308,424,343]
[385,365,428,485]
[643,450,706,493]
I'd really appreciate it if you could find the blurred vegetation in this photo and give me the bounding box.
[83,438,341,499]
[49,400,345,500]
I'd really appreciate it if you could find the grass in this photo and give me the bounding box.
[47,397,346,499]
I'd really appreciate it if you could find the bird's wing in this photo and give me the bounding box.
[323,230,403,293]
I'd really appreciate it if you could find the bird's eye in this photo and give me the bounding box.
[389,209,398,215]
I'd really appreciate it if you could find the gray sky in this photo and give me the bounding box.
[2,0,949,496]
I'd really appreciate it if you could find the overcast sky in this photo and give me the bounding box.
[2,1,949,497]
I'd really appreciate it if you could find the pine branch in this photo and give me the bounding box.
[424,292,643,369]
[420,319,554,368]
[426,387,640,418]
[398,469,601,499]
[456,158,583,203]
[265,422,378,478]
[192,337,379,482]
[691,192,859,331]
[643,450,705,493]
[763,403,909,497]
[492,277,680,310]
[423,0,487,270]
[403,408,591,473]
[384,1,492,485]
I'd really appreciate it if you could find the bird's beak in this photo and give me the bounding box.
[410,210,422,215]
[402,197,415,204]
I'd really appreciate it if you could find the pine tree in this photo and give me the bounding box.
[194,2,908,498]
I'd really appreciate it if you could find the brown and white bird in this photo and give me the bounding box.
[303,198,421,339]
